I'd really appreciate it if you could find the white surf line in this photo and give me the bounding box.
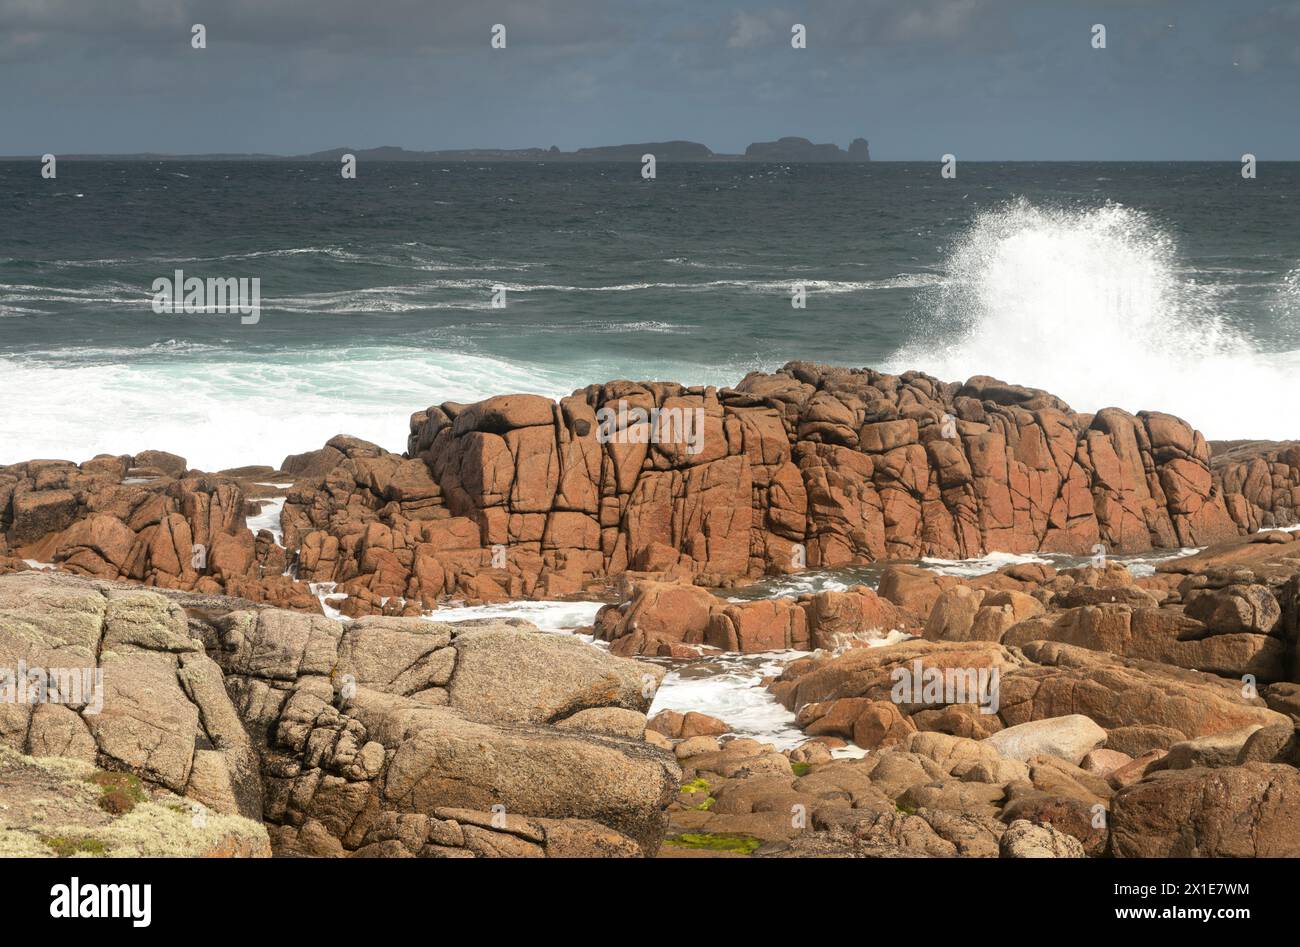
[918,550,1052,577]
[424,600,603,642]
[648,650,808,750]
[245,496,287,547]
[401,544,1207,752]
[423,599,811,746]
[310,582,348,620]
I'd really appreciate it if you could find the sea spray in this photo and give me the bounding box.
[888,198,1300,439]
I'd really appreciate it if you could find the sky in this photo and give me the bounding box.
[3,0,1300,159]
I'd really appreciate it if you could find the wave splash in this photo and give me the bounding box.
[0,350,580,470]
[887,199,1300,440]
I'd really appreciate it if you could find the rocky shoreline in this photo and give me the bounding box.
[2,362,1299,858]
[7,362,1300,618]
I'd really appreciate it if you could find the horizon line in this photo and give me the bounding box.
[0,154,1291,163]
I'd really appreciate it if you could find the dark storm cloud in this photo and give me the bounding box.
[1,0,1297,158]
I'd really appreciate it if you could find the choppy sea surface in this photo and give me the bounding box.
[4,160,1300,468]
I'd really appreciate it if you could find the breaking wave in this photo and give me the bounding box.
[887,199,1300,439]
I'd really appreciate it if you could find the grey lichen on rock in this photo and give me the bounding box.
[0,745,270,858]
[0,571,680,857]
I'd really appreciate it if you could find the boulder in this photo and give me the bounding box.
[1156,725,1263,770]
[878,564,956,618]
[1110,763,1300,857]
[1079,748,1133,777]
[982,715,1108,765]
[448,625,660,724]
[132,450,188,477]
[1184,583,1281,634]
[998,819,1086,858]
[1004,642,1290,751]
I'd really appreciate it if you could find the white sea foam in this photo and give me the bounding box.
[0,342,758,469]
[0,349,579,469]
[310,582,347,620]
[419,599,915,749]
[650,652,808,750]
[424,600,603,637]
[725,573,854,599]
[246,497,286,546]
[423,598,810,746]
[919,551,1050,577]
[887,199,1300,440]
[1121,547,1199,577]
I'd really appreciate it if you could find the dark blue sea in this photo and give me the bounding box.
[3,160,1299,467]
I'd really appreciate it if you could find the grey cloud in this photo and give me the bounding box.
[3,0,1297,158]
[0,0,626,56]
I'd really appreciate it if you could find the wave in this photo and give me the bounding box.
[15,340,229,364]
[0,349,581,470]
[392,276,940,294]
[886,199,1300,440]
[425,600,602,634]
[3,272,942,316]
[649,652,808,749]
[16,246,543,273]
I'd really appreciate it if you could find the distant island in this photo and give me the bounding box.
[3,136,870,163]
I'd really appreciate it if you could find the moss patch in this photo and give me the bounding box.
[664,832,762,854]
[42,835,108,858]
[87,771,147,815]
[791,762,812,777]
[680,777,712,795]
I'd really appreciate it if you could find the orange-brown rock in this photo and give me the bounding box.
[767,637,1289,755]
[0,455,319,613]
[6,364,1299,620]
[1110,762,1300,857]
[592,579,916,655]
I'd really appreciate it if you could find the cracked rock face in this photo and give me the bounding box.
[0,571,264,822]
[0,571,681,858]
[8,363,1296,619]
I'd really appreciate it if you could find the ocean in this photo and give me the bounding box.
[3,160,1300,469]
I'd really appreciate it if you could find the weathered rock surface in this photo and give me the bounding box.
[999,818,1087,858]
[1110,763,1300,857]
[0,745,270,858]
[0,455,314,611]
[10,365,1289,618]
[0,571,264,820]
[768,629,1289,758]
[0,572,679,858]
[592,578,918,656]
[318,365,1263,614]
[982,715,1108,765]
